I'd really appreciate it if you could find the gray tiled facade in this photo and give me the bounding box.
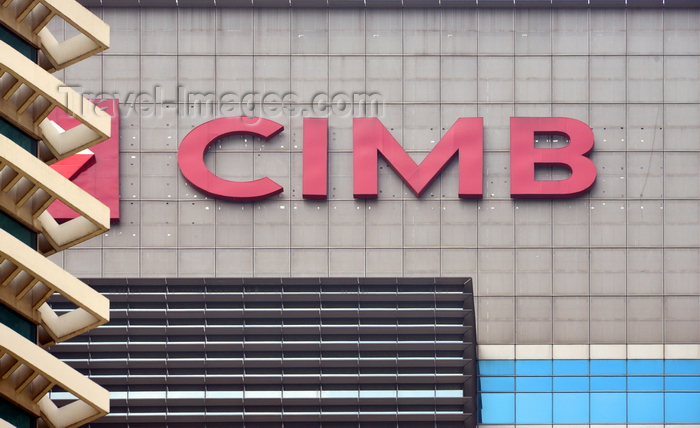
[49,7,700,347]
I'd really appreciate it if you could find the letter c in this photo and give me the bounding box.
[178,116,284,201]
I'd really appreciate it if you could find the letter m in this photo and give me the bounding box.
[353,117,483,198]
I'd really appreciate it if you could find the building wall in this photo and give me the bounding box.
[51,6,700,346]
[45,6,700,426]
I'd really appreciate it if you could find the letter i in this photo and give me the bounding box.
[302,118,329,199]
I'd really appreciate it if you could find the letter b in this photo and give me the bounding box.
[510,117,596,198]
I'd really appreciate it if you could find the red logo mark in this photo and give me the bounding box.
[48,99,121,222]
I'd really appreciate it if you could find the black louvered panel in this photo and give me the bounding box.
[50,278,476,428]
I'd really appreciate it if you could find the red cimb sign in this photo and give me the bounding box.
[48,99,121,222]
[178,116,596,201]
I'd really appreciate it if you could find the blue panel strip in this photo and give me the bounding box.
[515,393,552,423]
[590,392,626,423]
[479,360,515,375]
[553,376,588,391]
[666,376,700,391]
[553,392,588,423]
[479,376,515,391]
[667,360,700,375]
[478,359,700,424]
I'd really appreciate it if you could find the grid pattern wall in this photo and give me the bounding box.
[46,7,700,348]
[478,359,700,424]
[72,0,700,9]
[49,278,476,428]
